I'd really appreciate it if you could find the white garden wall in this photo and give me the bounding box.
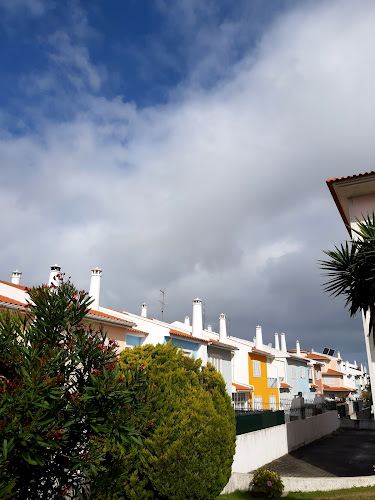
[229,411,339,478]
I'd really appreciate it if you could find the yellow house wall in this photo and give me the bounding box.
[248,353,279,407]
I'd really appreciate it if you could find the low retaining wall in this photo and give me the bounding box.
[340,418,375,430]
[223,411,340,494]
[231,411,339,475]
[223,473,375,495]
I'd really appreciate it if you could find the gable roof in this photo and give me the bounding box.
[0,294,26,308]
[169,329,209,343]
[208,339,238,350]
[87,309,135,327]
[0,280,29,291]
[323,368,343,376]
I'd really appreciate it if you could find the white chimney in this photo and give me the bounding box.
[255,325,263,349]
[89,267,102,310]
[311,348,315,353]
[337,351,341,359]
[192,298,203,338]
[48,264,61,287]
[219,313,227,343]
[280,332,287,353]
[207,324,212,332]
[11,270,22,285]
[354,360,357,367]
[141,303,147,317]
[185,316,190,326]
[274,333,280,350]
[361,363,364,372]
[296,340,301,357]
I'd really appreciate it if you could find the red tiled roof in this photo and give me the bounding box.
[323,385,353,392]
[0,280,29,291]
[280,382,291,388]
[310,384,319,388]
[0,294,26,307]
[126,327,149,336]
[232,383,253,391]
[251,348,274,358]
[169,329,209,343]
[208,338,238,350]
[326,171,375,183]
[323,369,343,376]
[87,309,134,324]
[305,353,329,360]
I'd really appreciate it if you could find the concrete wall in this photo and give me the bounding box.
[231,411,340,474]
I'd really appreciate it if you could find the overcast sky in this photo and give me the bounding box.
[1,0,374,365]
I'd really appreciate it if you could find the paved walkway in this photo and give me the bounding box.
[262,428,375,477]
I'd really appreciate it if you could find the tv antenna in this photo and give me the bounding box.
[159,289,167,321]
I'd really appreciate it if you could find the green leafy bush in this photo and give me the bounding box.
[117,342,236,500]
[250,468,284,498]
[0,278,149,499]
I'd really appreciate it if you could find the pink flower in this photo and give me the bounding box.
[73,294,79,300]
[267,481,272,487]
[140,364,146,370]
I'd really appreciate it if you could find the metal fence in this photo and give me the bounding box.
[234,399,337,423]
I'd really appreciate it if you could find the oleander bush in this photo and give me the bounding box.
[115,342,236,500]
[0,278,149,499]
[250,467,284,498]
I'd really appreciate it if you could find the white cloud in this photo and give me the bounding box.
[1,0,374,362]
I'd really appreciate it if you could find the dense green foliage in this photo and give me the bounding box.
[117,342,236,500]
[0,278,148,499]
[250,468,284,498]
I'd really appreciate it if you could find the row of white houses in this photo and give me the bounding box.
[0,266,369,411]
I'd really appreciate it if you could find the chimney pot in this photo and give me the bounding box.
[48,264,61,287]
[296,340,301,357]
[11,269,22,285]
[192,298,203,339]
[219,313,227,343]
[274,332,280,350]
[207,324,212,332]
[185,316,190,326]
[280,332,287,353]
[89,267,102,310]
[255,325,263,349]
[141,303,147,317]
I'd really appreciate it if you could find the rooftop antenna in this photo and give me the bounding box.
[228,317,231,338]
[159,289,167,322]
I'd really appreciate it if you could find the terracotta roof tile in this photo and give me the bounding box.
[232,382,253,391]
[323,369,343,376]
[323,385,353,392]
[87,309,134,324]
[0,294,26,307]
[169,329,208,343]
[208,339,238,350]
[280,382,291,388]
[251,348,274,358]
[0,280,29,291]
[305,353,329,360]
[126,327,149,336]
[326,171,375,183]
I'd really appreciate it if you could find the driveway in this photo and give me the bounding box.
[261,428,375,477]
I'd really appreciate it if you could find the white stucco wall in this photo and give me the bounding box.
[0,282,28,303]
[231,411,339,474]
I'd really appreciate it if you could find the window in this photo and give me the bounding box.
[267,377,277,388]
[300,367,306,379]
[254,396,262,410]
[316,370,321,380]
[182,348,193,357]
[208,354,222,373]
[232,392,246,403]
[253,360,261,378]
[291,366,297,379]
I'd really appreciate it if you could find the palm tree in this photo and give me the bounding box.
[320,213,375,339]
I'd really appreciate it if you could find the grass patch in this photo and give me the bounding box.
[219,485,375,500]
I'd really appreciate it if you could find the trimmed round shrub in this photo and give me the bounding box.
[117,342,236,500]
[250,467,284,498]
